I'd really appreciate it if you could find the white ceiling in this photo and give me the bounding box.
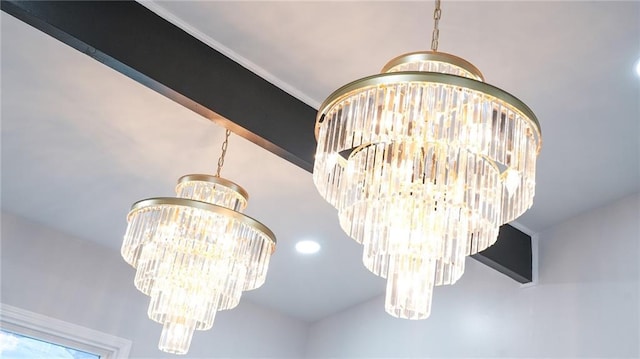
[1,1,638,322]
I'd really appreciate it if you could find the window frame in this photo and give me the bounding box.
[0,304,131,359]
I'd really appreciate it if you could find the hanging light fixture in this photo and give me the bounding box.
[313,0,541,320]
[122,130,276,354]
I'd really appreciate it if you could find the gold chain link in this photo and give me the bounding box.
[215,129,231,177]
[431,0,442,52]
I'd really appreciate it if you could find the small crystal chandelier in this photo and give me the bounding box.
[122,130,276,354]
[313,0,541,320]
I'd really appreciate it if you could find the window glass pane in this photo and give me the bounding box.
[0,329,100,359]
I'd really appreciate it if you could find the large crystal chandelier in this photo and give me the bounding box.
[122,130,276,354]
[313,0,541,320]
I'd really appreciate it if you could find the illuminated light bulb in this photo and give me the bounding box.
[504,169,522,196]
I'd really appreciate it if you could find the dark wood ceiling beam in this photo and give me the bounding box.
[1,0,318,171]
[473,225,533,283]
[1,0,532,284]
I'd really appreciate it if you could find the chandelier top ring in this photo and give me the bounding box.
[381,51,484,80]
[128,197,277,248]
[315,70,542,149]
[178,174,249,201]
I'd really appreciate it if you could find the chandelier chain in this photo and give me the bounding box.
[431,0,442,52]
[215,129,231,177]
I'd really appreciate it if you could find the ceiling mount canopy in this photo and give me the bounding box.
[122,130,276,355]
[313,0,541,320]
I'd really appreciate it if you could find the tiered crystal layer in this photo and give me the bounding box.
[122,175,275,355]
[313,51,540,320]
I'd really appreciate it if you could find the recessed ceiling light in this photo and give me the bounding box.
[635,58,640,77]
[295,240,321,254]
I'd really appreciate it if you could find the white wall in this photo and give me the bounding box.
[305,193,640,358]
[0,212,308,358]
